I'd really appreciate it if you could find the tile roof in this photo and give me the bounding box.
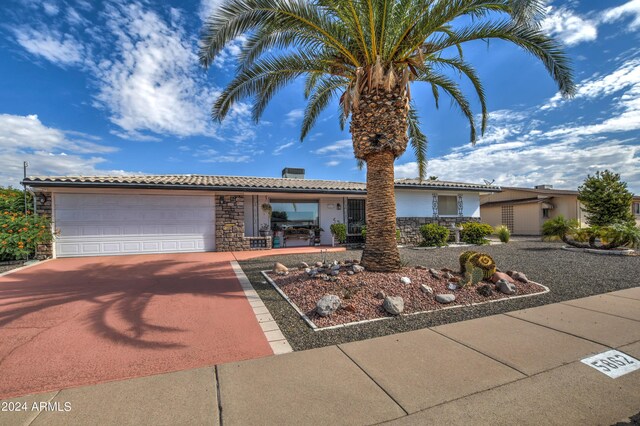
[22,175,501,193]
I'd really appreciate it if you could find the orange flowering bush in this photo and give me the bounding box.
[0,187,52,260]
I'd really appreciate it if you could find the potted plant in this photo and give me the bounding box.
[259,223,271,237]
[330,222,347,247]
[311,226,324,245]
[261,203,272,215]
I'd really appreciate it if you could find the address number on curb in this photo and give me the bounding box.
[581,350,640,379]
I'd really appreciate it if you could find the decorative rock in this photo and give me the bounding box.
[400,277,412,285]
[441,268,454,273]
[352,259,360,264]
[447,282,458,291]
[330,270,340,276]
[490,272,515,284]
[315,262,323,268]
[331,264,341,271]
[444,272,454,280]
[322,275,330,282]
[375,291,386,299]
[347,270,354,275]
[383,296,404,315]
[420,284,434,295]
[300,262,309,269]
[496,279,517,295]
[415,265,427,270]
[316,295,341,317]
[304,268,311,274]
[429,268,441,278]
[512,271,529,283]
[273,262,288,274]
[352,264,365,273]
[477,284,493,297]
[505,270,515,277]
[449,276,460,283]
[435,294,456,304]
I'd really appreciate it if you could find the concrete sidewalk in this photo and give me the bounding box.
[2,287,640,426]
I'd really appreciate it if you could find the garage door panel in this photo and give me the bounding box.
[54,194,215,257]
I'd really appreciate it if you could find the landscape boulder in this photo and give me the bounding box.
[420,284,434,295]
[496,279,517,295]
[352,264,365,273]
[400,277,412,285]
[477,284,493,297]
[490,272,515,284]
[429,268,441,278]
[300,262,309,269]
[435,294,456,304]
[383,296,404,315]
[316,295,341,316]
[273,262,289,274]
[315,262,323,268]
[512,271,530,283]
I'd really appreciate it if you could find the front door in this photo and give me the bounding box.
[347,199,366,239]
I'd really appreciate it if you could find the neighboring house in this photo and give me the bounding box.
[22,169,500,258]
[480,185,640,235]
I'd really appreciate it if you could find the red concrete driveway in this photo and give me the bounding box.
[0,253,273,399]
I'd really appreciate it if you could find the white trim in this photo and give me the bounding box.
[261,270,550,331]
[231,261,293,354]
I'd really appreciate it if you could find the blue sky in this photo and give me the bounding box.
[1,0,639,192]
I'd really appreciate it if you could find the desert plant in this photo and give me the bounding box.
[468,252,497,279]
[597,223,640,250]
[419,223,450,247]
[200,0,575,271]
[460,222,494,245]
[542,215,589,248]
[460,261,485,288]
[459,250,478,273]
[330,223,347,244]
[494,225,510,243]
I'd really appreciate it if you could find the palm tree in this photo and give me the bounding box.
[199,0,575,271]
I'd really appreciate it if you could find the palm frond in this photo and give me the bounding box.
[300,76,349,140]
[407,104,428,180]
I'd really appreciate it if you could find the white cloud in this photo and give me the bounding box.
[602,0,640,31]
[325,160,340,167]
[313,139,352,155]
[0,114,127,187]
[541,5,598,46]
[198,0,224,22]
[42,2,59,15]
[284,109,304,126]
[12,27,84,65]
[273,141,295,155]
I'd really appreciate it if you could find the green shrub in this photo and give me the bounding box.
[0,211,53,260]
[418,223,450,247]
[460,222,493,245]
[330,223,347,243]
[0,187,31,213]
[361,226,401,241]
[494,225,510,243]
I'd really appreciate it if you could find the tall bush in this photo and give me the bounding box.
[578,170,634,226]
[419,224,450,247]
[494,225,510,243]
[460,222,493,245]
[330,223,347,243]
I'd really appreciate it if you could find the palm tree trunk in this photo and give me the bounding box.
[361,150,401,271]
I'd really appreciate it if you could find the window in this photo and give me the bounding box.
[542,208,550,218]
[270,200,319,230]
[634,202,640,215]
[437,195,457,216]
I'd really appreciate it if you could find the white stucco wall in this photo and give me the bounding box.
[319,197,345,245]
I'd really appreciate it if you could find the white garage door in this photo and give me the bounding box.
[54,193,215,257]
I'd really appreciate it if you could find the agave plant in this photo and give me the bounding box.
[200,0,575,271]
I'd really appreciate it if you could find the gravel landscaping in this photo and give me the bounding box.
[264,267,546,329]
[238,239,640,351]
[0,262,25,274]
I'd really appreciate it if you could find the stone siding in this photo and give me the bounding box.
[34,191,53,259]
[397,217,481,246]
[215,195,271,251]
